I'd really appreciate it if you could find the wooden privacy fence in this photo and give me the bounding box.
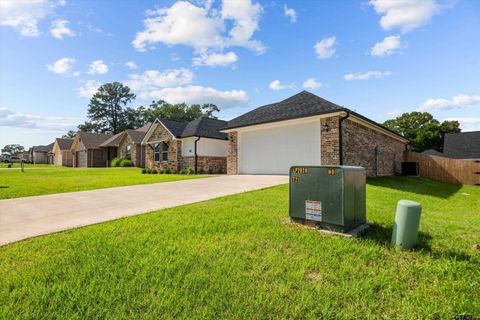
[405,151,480,185]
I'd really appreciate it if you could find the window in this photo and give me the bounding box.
[161,142,168,161]
[125,145,131,159]
[154,143,160,162]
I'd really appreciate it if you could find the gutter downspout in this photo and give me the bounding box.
[194,137,201,174]
[339,110,350,166]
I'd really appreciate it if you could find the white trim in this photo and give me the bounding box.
[348,115,408,143]
[141,119,176,145]
[221,111,407,143]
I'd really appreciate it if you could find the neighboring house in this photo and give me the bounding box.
[421,149,444,157]
[17,151,30,162]
[141,118,228,172]
[442,131,480,159]
[100,124,151,167]
[70,132,113,167]
[221,91,408,176]
[52,138,74,166]
[30,143,54,164]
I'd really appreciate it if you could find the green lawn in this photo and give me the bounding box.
[1,177,479,319]
[0,167,205,199]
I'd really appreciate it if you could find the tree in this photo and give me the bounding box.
[141,100,220,123]
[62,130,77,138]
[383,112,460,152]
[1,144,25,155]
[80,82,136,134]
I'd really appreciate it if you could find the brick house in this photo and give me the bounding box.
[141,118,228,173]
[52,138,74,166]
[30,143,54,164]
[71,132,113,167]
[220,91,408,177]
[100,124,151,167]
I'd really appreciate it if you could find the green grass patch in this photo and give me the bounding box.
[0,167,205,199]
[0,177,479,319]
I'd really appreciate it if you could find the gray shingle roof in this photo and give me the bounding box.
[78,132,113,149]
[223,91,342,130]
[32,143,54,152]
[443,131,480,159]
[157,118,227,140]
[99,132,124,147]
[221,91,406,141]
[159,119,188,137]
[181,118,228,140]
[55,138,73,150]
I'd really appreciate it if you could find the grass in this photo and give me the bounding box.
[0,167,205,199]
[1,177,479,319]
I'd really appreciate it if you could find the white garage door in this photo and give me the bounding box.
[238,120,321,174]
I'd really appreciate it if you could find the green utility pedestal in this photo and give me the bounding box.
[391,200,422,249]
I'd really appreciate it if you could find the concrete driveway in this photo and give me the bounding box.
[0,175,288,246]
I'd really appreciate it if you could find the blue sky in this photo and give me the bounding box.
[1,0,479,148]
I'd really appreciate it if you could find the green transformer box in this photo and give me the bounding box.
[289,166,366,233]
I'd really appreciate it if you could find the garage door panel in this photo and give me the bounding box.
[239,121,320,174]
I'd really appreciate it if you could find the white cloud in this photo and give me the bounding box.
[77,80,100,98]
[386,108,403,118]
[269,80,294,91]
[370,35,404,57]
[344,70,391,81]
[139,85,249,108]
[314,37,336,59]
[50,19,75,39]
[125,61,137,70]
[0,0,54,37]
[0,107,80,131]
[124,67,247,108]
[443,118,480,132]
[369,0,440,33]
[46,57,75,74]
[171,53,181,61]
[87,60,109,75]
[283,4,296,23]
[132,0,265,61]
[303,78,322,90]
[418,94,480,112]
[192,51,238,67]
[72,71,80,77]
[126,69,194,94]
[86,24,112,36]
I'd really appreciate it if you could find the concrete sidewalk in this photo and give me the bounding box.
[0,175,288,246]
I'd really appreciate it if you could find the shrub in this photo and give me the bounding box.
[207,168,214,174]
[179,169,187,175]
[187,167,195,175]
[165,168,172,174]
[218,167,225,174]
[119,159,134,167]
[141,168,147,174]
[110,157,122,167]
[198,167,205,174]
[171,168,177,174]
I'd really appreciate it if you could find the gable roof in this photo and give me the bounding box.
[100,123,152,147]
[55,138,73,150]
[32,143,54,153]
[443,131,480,159]
[181,118,228,140]
[142,118,228,144]
[221,90,406,142]
[77,132,113,149]
[222,91,342,130]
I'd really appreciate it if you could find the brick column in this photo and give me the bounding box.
[320,117,340,165]
[227,131,238,175]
